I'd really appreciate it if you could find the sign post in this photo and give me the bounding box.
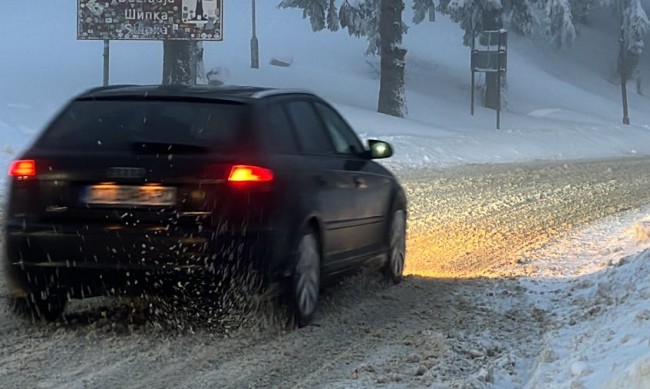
[251,0,259,69]
[470,30,508,129]
[78,0,223,85]
[103,40,110,86]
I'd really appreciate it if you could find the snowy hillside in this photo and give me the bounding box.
[1,1,649,173]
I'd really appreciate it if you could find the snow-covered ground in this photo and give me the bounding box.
[1,1,650,388]
[520,207,650,389]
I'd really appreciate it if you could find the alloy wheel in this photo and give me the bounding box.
[293,233,321,326]
[386,209,406,284]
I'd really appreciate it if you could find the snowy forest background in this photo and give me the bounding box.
[273,0,650,117]
[1,0,648,143]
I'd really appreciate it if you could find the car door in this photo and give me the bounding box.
[282,99,360,276]
[313,101,393,261]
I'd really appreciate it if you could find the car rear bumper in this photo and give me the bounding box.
[4,222,282,298]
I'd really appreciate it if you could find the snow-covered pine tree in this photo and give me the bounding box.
[617,0,650,93]
[328,0,340,30]
[570,0,594,23]
[508,0,540,36]
[439,0,509,45]
[280,0,408,117]
[545,0,577,48]
[412,0,436,23]
[439,0,587,48]
[278,0,331,31]
[339,0,381,55]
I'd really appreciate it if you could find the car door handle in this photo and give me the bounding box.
[354,176,367,188]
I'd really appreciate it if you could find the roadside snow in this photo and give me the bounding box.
[520,208,650,389]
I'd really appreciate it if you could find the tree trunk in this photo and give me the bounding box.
[193,42,207,85]
[378,0,406,117]
[162,41,205,86]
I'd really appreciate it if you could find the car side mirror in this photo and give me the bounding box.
[367,140,393,159]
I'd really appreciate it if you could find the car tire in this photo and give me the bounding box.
[290,230,321,328]
[11,293,67,322]
[383,209,406,284]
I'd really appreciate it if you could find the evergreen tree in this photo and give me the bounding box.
[438,0,604,49]
[620,0,650,57]
[544,0,577,48]
[508,0,540,36]
[328,0,340,30]
[438,0,503,45]
[280,0,409,117]
[339,0,381,55]
[569,0,594,23]
[412,0,436,23]
[279,0,330,31]
[618,0,650,93]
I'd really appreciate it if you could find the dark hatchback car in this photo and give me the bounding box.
[4,85,407,326]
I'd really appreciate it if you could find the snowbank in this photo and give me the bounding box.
[524,218,650,389]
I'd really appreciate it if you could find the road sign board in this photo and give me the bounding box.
[78,0,223,41]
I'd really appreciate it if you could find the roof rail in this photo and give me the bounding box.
[82,84,141,94]
[251,88,314,99]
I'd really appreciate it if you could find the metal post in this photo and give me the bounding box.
[619,0,630,125]
[470,30,475,116]
[496,33,502,130]
[471,70,475,116]
[103,40,110,86]
[251,0,259,69]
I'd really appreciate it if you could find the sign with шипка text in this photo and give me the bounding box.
[77,0,223,41]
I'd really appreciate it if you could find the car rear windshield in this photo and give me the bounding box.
[36,98,247,152]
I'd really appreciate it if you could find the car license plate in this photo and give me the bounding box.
[83,184,177,206]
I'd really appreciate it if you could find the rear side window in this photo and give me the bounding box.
[36,99,247,151]
[259,103,299,154]
[314,102,365,155]
[285,101,334,155]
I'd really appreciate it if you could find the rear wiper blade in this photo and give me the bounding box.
[130,141,211,154]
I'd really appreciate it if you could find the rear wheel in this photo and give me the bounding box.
[383,209,406,284]
[290,231,321,328]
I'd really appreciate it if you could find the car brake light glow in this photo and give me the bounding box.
[228,165,274,183]
[9,160,36,177]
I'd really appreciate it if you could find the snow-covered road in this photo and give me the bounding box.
[2,157,650,388]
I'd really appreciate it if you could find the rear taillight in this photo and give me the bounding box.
[9,160,36,178]
[228,165,274,183]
